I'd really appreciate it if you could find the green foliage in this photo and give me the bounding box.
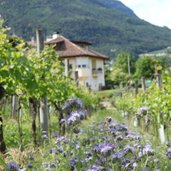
[0,154,6,170]
[106,51,135,86]
[108,68,130,86]
[114,94,136,117]
[135,71,171,126]
[135,56,168,79]
[1,1,171,56]
[114,51,135,74]
[75,87,99,110]
[0,20,79,107]
[96,89,114,99]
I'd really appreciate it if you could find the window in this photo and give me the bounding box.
[69,64,73,70]
[77,64,88,68]
[82,64,87,68]
[97,67,102,71]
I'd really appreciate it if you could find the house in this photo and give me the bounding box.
[46,34,109,91]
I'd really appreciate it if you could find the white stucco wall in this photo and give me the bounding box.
[66,56,105,91]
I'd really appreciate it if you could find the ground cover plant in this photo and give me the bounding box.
[1,107,170,171]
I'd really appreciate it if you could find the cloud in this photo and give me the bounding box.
[120,0,171,28]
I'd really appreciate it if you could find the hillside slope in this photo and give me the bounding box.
[0,0,171,57]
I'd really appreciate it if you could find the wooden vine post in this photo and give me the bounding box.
[141,77,146,93]
[11,95,18,119]
[135,80,139,96]
[0,116,6,153]
[29,98,37,145]
[36,29,48,141]
[156,66,165,144]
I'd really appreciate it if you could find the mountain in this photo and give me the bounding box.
[0,0,171,57]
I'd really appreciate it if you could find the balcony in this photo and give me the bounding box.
[92,68,103,77]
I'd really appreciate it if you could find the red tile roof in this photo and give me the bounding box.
[45,35,108,59]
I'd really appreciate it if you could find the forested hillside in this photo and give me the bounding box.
[1,0,171,57]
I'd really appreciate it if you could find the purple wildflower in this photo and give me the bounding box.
[139,106,148,115]
[42,162,56,169]
[49,148,58,154]
[57,146,63,153]
[126,132,141,140]
[109,127,117,136]
[87,165,104,171]
[115,135,124,141]
[95,143,115,156]
[138,150,143,159]
[79,110,86,120]
[166,148,171,159]
[124,144,135,154]
[109,123,127,132]
[115,123,128,132]
[143,144,154,156]
[56,136,65,144]
[7,161,19,171]
[66,111,80,125]
[85,151,93,162]
[66,110,86,125]
[51,131,59,138]
[112,151,126,162]
[27,163,33,169]
[121,159,131,169]
[63,97,84,112]
[70,157,78,168]
[132,162,138,170]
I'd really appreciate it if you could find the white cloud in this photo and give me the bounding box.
[119,0,171,28]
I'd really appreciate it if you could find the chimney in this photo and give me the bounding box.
[31,37,35,43]
[52,32,59,39]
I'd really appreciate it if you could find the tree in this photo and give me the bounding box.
[135,56,167,79]
[107,68,129,86]
[106,51,136,87]
[114,51,136,75]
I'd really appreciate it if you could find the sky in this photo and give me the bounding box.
[119,0,171,29]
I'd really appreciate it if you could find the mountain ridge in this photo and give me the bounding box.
[0,0,171,57]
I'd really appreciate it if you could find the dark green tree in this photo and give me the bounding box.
[135,56,167,79]
[114,51,136,75]
[106,51,136,86]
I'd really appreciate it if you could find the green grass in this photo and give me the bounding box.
[96,89,114,99]
[96,88,125,99]
[82,109,122,127]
